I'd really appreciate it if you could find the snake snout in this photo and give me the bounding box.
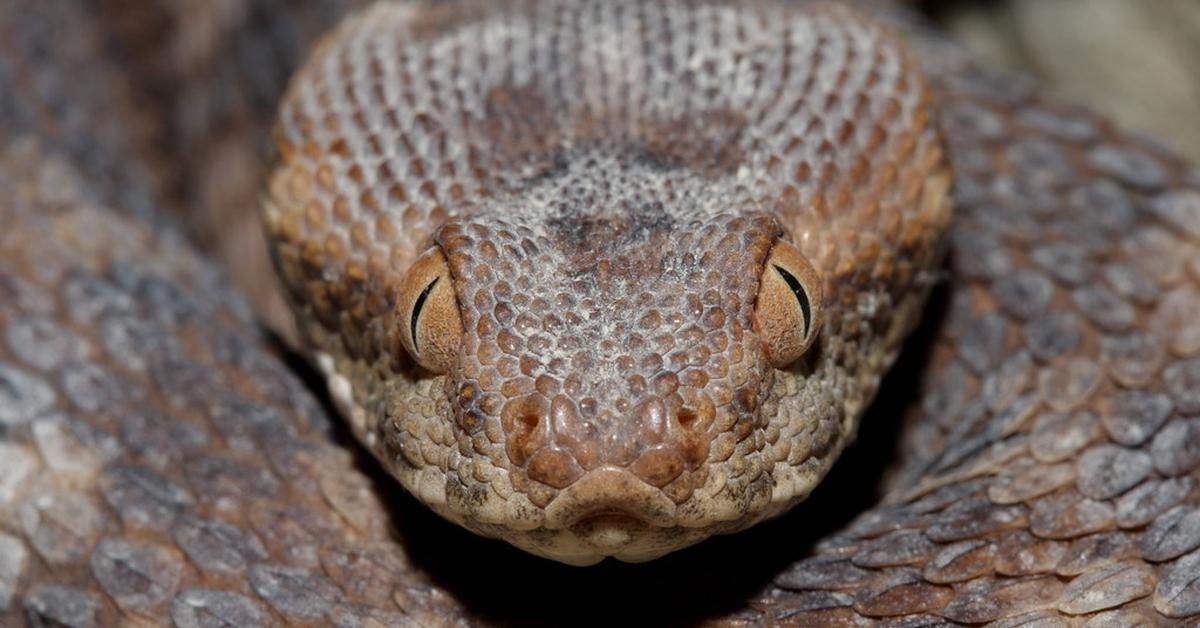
[542,467,677,529]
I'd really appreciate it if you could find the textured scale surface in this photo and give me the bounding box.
[1,0,1200,625]
[264,0,951,564]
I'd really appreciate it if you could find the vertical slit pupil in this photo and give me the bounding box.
[411,277,440,354]
[773,265,811,337]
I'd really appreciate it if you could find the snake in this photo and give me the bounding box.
[2,0,1199,625]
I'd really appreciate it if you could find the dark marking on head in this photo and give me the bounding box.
[478,84,567,180]
[537,160,681,268]
[638,109,749,174]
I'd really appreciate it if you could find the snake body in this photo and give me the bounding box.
[2,0,1200,625]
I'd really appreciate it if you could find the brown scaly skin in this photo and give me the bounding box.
[264,0,953,565]
[2,0,1200,626]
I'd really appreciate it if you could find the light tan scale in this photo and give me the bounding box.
[263,0,951,565]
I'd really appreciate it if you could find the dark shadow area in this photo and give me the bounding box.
[911,0,1002,22]
[273,277,952,626]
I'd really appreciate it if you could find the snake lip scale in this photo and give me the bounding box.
[3,0,1200,623]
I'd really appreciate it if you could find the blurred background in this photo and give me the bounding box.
[908,0,1200,165]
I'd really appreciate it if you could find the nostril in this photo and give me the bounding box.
[518,413,540,432]
[672,394,715,436]
[672,402,714,469]
[677,408,699,430]
[502,394,550,466]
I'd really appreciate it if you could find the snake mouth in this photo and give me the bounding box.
[542,467,678,529]
[569,514,647,554]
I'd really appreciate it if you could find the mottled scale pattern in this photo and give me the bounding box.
[0,0,169,222]
[0,141,470,627]
[264,0,951,563]
[87,0,364,340]
[754,16,1200,625]
[1,0,1200,625]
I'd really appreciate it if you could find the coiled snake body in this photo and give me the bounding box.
[2,0,1200,625]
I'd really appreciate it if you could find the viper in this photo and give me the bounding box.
[2,0,1199,625]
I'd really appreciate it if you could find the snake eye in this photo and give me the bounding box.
[397,248,464,373]
[754,241,824,367]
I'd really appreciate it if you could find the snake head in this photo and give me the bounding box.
[392,205,826,564]
[261,0,951,564]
